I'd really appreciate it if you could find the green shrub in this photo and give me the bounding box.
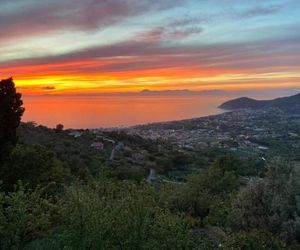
[222,230,285,250]
[0,144,68,191]
[170,161,239,227]
[232,159,300,244]
[34,179,191,250]
[0,183,56,250]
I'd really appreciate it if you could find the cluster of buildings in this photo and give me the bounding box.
[125,108,300,153]
[65,107,300,163]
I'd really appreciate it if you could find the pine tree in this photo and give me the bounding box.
[0,78,24,151]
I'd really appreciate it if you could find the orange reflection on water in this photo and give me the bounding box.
[22,95,229,128]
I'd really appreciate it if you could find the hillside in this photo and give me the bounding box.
[219,93,300,113]
[2,110,300,249]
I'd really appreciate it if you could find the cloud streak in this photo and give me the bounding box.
[2,37,300,93]
[241,4,282,18]
[0,0,182,43]
[1,0,299,93]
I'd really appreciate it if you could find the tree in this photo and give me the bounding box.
[0,144,67,191]
[55,124,64,132]
[232,159,300,244]
[0,183,55,250]
[171,160,239,227]
[0,78,24,149]
[31,179,191,249]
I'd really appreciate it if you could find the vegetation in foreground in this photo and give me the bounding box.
[1,78,300,249]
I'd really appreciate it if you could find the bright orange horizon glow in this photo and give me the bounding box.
[3,57,300,95]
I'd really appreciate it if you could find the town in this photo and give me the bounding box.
[124,107,300,160]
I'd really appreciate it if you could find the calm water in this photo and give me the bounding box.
[22,95,231,128]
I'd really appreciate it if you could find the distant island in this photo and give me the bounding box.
[219,93,300,114]
[138,89,226,96]
[45,89,226,97]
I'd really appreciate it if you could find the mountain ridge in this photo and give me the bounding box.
[219,93,300,114]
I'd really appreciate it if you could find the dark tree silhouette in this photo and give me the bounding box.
[56,123,64,132]
[0,78,25,149]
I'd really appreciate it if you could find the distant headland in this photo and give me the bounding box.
[219,93,300,114]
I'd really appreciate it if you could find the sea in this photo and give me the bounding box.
[22,90,296,129]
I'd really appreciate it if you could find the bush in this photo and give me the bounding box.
[170,161,239,227]
[0,144,68,191]
[33,179,191,249]
[232,159,300,244]
[0,183,56,249]
[222,230,285,250]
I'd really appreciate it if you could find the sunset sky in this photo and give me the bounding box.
[1,0,300,95]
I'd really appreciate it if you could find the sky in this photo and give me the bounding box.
[1,0,300,95]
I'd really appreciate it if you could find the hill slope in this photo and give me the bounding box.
[219,93,300,114]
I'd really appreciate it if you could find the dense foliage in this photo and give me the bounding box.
[233,159,300,244]
[1,80,300,249]
[27,180,190,250]
[0,183,58,250]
